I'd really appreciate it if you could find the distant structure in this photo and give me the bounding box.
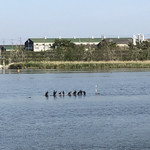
[24,35,145,52]
[0,45,24,51]
[101,35,106,40]
[104,37,133,47]
[138,33,145,44]
[25,38,101,52]
[133,35,137,45]
[132,34,145,45]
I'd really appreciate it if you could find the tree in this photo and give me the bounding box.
[134,41,150,60]
[97,39,117,50]
[97,39,117,61]
[52,39,85,61]
[52,39,75,49]
[128,42,136,50]
[136,41,150,50]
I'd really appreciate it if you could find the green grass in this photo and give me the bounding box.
[8,61,150,70]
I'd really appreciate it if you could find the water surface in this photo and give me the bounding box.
[0,69,150,150]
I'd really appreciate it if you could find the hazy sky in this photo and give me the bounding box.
[0,0,150,44]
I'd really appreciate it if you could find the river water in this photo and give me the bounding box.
[0,69,150,150]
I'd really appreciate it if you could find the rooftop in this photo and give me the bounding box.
[28,38,102,43]
[105,38,133,44]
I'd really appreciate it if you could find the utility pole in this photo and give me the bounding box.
[11,39,14,50]
[19,37,22,50]
[44,36,46,51]
[1,40,5,68]
[2,40,5,47]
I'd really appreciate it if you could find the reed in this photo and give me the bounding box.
[9,61,150,70]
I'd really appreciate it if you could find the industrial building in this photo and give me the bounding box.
[25,38,102,52]
[24,34,145,52]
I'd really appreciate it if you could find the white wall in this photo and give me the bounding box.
[33,43,53,51]
[74,42,99,45]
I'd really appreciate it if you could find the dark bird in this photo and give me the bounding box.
[77,90,82,96]
[68,91,72,96]
[53,90,57,97]
[73,90,77,96]
[45,91,49,97]
[82,91,86,96]
[62,91,65,96]
[59,92,62,96]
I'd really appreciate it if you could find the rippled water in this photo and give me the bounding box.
[0,69,150,150]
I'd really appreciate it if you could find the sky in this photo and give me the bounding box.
[0,0,150,44]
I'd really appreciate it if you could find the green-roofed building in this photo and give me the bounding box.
[0,45,24,51]
[105,38,133,47]
[25,38,102,52]
[25,37,134,52]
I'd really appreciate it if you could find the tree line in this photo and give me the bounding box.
[50,39,150,61]
[2,39,150,64]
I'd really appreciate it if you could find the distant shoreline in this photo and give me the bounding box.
[8,61,150,70]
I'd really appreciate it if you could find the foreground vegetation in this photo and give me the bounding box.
[9,61,150,70]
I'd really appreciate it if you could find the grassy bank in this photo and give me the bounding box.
[8,61,150,70]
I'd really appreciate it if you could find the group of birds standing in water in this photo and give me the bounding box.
[45,90,86,98]
[45,85,99,98]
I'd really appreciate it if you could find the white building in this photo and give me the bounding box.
[138,34,145,43]
[25,38,102,52]
[25,36,136,52]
